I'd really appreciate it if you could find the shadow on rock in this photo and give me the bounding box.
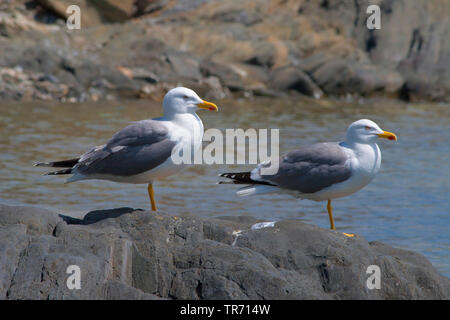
[59,207,144,225]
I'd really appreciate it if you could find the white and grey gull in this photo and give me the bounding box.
[219,119,397,236]
[36,87,218,211]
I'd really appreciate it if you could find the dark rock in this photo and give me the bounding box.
[38,74,59,83]
[307,58,403,97]
[200,59,244,91]
[166,51,202,81]
[136,0,168,15]
[235,63,270,89]
[270,66,323,98]
[399,75,448,102]
[8,45,62,75]
[245,42,276,68]
[129,68,160,83]
[298,52,336,75]
[0,204,448,300]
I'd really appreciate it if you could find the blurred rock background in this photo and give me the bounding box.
[0,0,448,102]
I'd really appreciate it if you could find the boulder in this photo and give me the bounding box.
[200,59,245,91]
[399,75,448,102]
[245,42,276,68]
[305,58,403,97]
[165,50,202,81]
[270,66,323,98]
[0,204,448,300]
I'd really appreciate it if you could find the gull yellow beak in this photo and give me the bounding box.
[377,131,397,141]
[197,100,218,111]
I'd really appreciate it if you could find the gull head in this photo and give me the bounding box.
[163,87,218,116]
[346,119,397,144]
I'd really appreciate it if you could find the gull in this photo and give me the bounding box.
[219,119,397,236]
[36,87,218,211]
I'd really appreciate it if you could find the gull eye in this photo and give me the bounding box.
[365,126,371,130]
[182,95,189,100]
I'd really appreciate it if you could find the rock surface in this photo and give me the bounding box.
[0,0,448,102]
[0,204,448,300]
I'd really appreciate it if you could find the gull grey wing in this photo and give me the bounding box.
[257,142,352,193]
[106,119,170,148]
[73,120,177,177]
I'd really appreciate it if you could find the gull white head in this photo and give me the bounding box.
[345,119,397,144]
[163,87,218,116]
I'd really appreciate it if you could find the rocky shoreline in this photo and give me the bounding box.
[0,0,449,103]
[0,204,448,299]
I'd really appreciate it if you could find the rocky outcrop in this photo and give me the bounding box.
[0,204,448,300]
[0,0,448,102]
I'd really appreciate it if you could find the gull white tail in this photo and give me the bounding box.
[237,185,279,196]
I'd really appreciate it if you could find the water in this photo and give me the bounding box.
[0,97,449,277]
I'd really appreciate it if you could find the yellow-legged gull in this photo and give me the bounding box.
[36,87,218,211]
[219,119,397,236]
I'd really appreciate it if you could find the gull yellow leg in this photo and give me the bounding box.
[327,199,354,237]
[327,199,336,230]
[148,183,157,211]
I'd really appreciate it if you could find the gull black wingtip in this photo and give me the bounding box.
[43,168,72,176]
[34,158,80,168]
